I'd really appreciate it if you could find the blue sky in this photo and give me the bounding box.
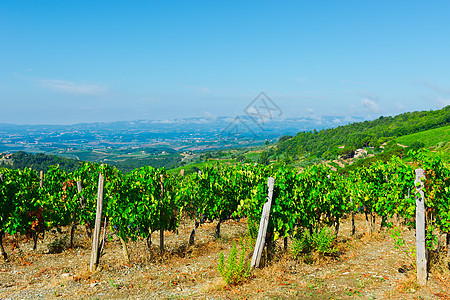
[1,1,450,124]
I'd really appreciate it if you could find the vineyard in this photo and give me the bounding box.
[0,149,449,298]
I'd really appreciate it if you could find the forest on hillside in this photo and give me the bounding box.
[0,151,81,172]
[0,151,182,174]
[276,105,450,160]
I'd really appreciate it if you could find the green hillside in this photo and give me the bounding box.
[397,125,450,162]
[396,124,449,148]
[276,105,450,160]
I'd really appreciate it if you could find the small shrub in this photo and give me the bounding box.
[290,230,313,260]
[303,253,314,264]
[390,227,415,265]
[290,227,336,261]
[218,242,251,285]
[247,218,259,239]
[312,227,336,255]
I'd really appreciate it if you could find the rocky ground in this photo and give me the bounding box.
[1,214,449,299]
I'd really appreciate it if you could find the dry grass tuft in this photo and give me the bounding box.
[429,250,450,277]
[201,277,226,293]
[394,272,419,294]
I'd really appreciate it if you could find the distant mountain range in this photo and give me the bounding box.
[0,115,364,154]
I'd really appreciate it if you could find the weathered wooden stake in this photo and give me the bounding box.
[39,171,43,189]
[415,168,427,286]
[89,173,104,272]
[251,177,275,269]
[159,174,164,254]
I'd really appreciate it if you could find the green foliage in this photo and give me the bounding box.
[337,146,355,159]
[409,141,425,151]
[258,149,275,165]
[312,227,336,255]
[0,167,41,236]
[397,124,449,151]
[290,227,336,260]
[290,230,313,259]
[235,154,245,163]
[218,242,251,285]
[110,154,182,173]
[390,227,415,264]
[247,218,259,239]
[411,149,450,235]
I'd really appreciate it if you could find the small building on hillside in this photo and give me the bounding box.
[354,148,367,158]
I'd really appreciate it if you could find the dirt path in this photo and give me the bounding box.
[1,215,449,299]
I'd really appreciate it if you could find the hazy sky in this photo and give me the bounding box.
[1,1,450,125]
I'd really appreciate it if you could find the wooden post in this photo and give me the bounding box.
[159,174,164,254]
[251,177,275,269]
[415,168,427,286]
[39,171,43,189]
[180,169,184,176]
[0,173,4,182]
[89,173,104,272]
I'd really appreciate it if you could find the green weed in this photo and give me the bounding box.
[218,242,251,285]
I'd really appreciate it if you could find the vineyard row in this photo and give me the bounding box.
[0,150,448,263]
